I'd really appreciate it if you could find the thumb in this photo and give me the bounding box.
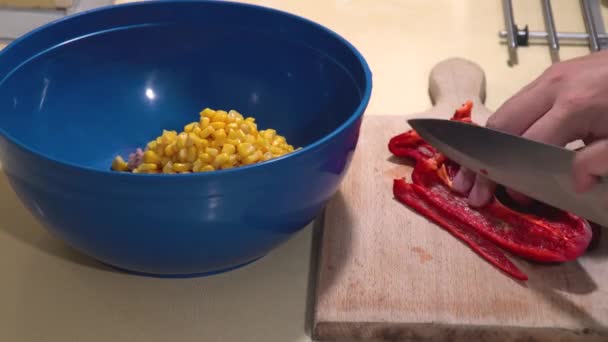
[572,139,608,192]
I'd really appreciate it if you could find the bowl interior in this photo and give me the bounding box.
[0,3,367,171]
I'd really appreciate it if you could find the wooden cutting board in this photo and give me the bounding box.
[311,58,608,341]
[0,1,73,9]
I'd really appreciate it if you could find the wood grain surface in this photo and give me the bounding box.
[312,58,608,341]
[0,1,73,9]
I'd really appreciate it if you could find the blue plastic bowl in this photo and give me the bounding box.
[0,0,371,276]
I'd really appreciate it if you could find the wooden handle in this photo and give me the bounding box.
[427,58,492,121]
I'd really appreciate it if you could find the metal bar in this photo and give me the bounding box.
[502,0,518,64]
[541,0,559,51]
[581,0,600,51]
[499,30,608,41]
[502,0,517,50]
[585,0,607,50]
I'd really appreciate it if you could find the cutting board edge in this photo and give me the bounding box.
[311,320,608,342]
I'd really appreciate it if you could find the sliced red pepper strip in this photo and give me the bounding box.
[393,178,528,281]
[389,100,592,281]
[452,100,474,123]
[411,163,591,262]
[388,130,437,162]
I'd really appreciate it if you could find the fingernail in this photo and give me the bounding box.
[469,182,492,207]
[453,169,474,194]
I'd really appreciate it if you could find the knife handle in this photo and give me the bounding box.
[428,58,493,122]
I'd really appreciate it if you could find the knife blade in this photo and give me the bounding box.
[407,118,608,226]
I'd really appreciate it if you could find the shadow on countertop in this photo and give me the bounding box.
[0,172,110,272]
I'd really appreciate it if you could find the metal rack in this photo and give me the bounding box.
[499,0,607,65]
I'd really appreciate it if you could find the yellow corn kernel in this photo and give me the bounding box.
[147,140,158,150]
[228,129,247,142]
[262,129,276,140]
[200,116,211,127]
[229,154,238,165]
[186,132,198,146]
[184,122,198,133]
[270,146,284,155]
[177,148,188,162]
[199,125,215,138]
[173,162,191,172]
[209,140,220,148]
[263,152,273,161]
[212,128,227,141]
[256,135,269,147]
[205,147,219,157]
[240,123,250,134]
[212,110,228,122]
[247,121,258,133]
[245,117,255,123]
[243,151,262,165]
[201,165,215,172]
[237,142,255,157]
[192,159,204,172]
[245,135,256,144]
[215,153,230,166]
[161,156,171,165]
[140,169,160,174]
[228,129,239,140]
[199,139,210,150]
[111,156,129,171]
[161,130,177,144]
[193,126,202,136]
[187,146,198,162]
[211,122,226,130]
[165,143,177,156]
[143,150,160,164]
[227,110,242,121]
[200,108,215,119]
[225,138,240,146]
[192,135,208,150]
[138,163,158,171]
[226,122,239,131]
[155,144,165,157]
[163,162,174,173]
[177,132,188,148]
[197,152,211,164]
[222,143,236,155]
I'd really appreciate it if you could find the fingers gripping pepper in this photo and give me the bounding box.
[389,101,592,281]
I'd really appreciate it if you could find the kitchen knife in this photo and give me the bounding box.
[407,118,608,226]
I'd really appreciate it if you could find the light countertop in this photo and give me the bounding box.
[0,1,604,341]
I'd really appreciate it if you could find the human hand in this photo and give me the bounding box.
[452,50,608,207]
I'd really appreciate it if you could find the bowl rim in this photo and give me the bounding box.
[0,0,373,179]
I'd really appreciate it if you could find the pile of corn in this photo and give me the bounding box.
[111,108,298,174]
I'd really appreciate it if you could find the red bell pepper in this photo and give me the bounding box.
[389,101,592,281]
